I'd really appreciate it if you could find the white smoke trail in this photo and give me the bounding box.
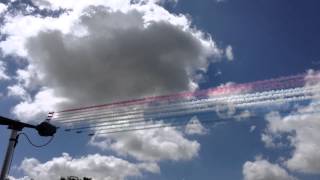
[64,90,320,133]
[55,85,319,126]
[55,85,313,121]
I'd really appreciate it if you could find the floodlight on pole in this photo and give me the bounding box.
[0,116,57,180]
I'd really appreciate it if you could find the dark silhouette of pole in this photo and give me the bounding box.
[0,130,18,180]
[0,116,57,180]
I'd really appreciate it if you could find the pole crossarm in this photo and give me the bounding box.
[0,116,57,136]
[0,116,36,131]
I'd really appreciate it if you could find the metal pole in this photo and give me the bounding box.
[0,129,19,180]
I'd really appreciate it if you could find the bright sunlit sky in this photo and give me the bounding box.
[0,0,320,180]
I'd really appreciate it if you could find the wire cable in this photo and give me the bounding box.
[18,133,55,148]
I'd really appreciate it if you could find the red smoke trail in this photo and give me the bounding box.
[54,85,318,124]
[55,72,320,115]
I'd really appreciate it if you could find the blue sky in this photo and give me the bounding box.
[175,0,320,84]
[0,0,320,180]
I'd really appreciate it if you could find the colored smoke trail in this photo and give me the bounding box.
[62,90,320,132]
[55,85,318,123]
[55,72,315,114]
[50,72,320,135]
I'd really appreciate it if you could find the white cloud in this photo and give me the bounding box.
[1,0,221,113]
[11,88,69,122]
[31,0,131,11]
[90,126,200,162]
[262,70,320,174]
[225,45,234,61]
[31,0,179,12]
[7,85,30,101]
[154,0,179,4]
[1,12,82,57]
[263,103,320,174]
[250,125,256,132]
[24,7,217,107]
[0,61,10,80]
[0,3,7,14]
[214,0,228,3]
[15,65,43,90]
[30,0,54,10]
[184,116,207,135]
[261,130,281,148]
[8,176,30,180]
[1,6,222,170]
[2,0,212,174]
[15,153,159,180]
[243,159,296,180]
[1,0,195,57]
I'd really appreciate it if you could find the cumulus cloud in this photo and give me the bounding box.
[90,126,200,162]
[11,88,69,122]
[225,45,234,61]
[7,84,30,100]
[8,176,29,180]
[30,0,178,11]
[261,70,320,174]
[0,61,9,80]
[26,7,217,107]
[15,65,43,90]
[14,153,159,180]
[215,0,227,3]
[1,0,218,175]
[263,103,320,174]
[30,0,130,11]
[0,3,7,14]
[250,125,256,132]
[1,0,222,116]
[30,0,53,9]
[243,159,296,180]
[184,116,207,135]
